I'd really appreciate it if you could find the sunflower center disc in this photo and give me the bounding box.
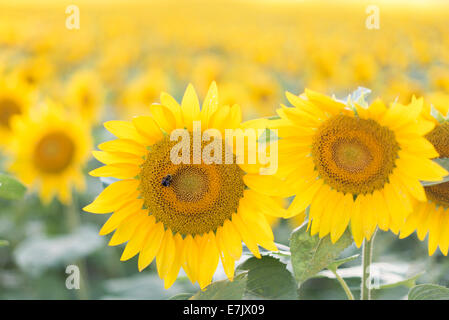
[139,134,245,236]
[0,98,21,128]
[425,122,449,208]
[312,114,399,195]
[33,131,75,173]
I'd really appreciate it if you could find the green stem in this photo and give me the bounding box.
[66,193,89,300]
[331,268,354,300]
[361,230,377,300]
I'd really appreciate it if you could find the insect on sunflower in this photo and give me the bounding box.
[248,90,448,247]
[84,82,286,289]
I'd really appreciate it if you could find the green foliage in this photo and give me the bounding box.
[408,284,449,300]
[0,240,9,247]
[169,293,194,300]
[14,225,104,276]
[290,223,353,284]
[188,255,297,300]
[378,272,424,290]
[237,255,297,299]
[0,173,26,200]
[327,254,359,272]
[190,273,247,300]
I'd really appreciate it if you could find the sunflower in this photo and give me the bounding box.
[7,100,92,204]
[250,90,448,247]
[65,69,105,124]
[0,77,33,145]
[83,82,285,289]
[117,69,169,120]
[400,96,449,255]
[11,56,53,90]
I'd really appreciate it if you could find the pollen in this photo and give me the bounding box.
[139,134,245,236]
[312,114,400,195]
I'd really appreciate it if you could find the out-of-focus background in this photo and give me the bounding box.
[0,0,449,299]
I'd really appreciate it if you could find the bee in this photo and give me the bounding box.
[161,174,173,187]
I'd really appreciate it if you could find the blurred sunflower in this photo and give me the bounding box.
[400,96,449,255]
[250,90,448,247]
[8,100,92,204]
[11,56,53,90]
[65,69,105,124]
[84,82,286,289]
[0,78,33,145]
[118,69,169,120]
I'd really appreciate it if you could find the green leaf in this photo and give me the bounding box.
[408,284,449,300]
[190,273,247,300]
[290,223,353,284]
[169,293,194,300]
[378,271,424,290]
[347,87,371,109]
[0,240,9,247]
[0,173,26,200]
[422,158,449,186]
[327,254,359,272]
[14,225,104,276]
[430,105,446,123]
[237,255,297,299]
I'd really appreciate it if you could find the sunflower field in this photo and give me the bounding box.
[1,0,449,303]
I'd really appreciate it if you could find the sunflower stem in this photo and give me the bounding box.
[361,230,376,300]
[66,193,90,300]
[331,268,354,300]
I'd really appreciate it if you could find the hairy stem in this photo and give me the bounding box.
[361,230,377,300]
[331,268,355,300]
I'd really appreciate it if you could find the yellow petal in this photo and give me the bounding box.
[286,179,323,218]
[231,213,260,258]
[201,81,219,128]
[83,179,140,213]
[160,92,183,127]
[150,104,177,133]
[98,139,147,157]
[104,120,147,145]
[164,233,185,289]
[244,174,294,197]
[351,195,364,248]
[89,163,140,179]
[197,232,220,290]
[99,199,144,235]
[181,84,201,131]
[182,234,199,284]
[156,229,176,279]
[132,116,164,145]
[138,222,165,271]
[109,212,148,246]
[221,220,242,260]
[215,227,236,281]
[428,207,444,256]
[120,216,155,261]
[92,150,144,166]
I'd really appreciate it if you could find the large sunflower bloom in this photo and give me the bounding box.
[8,100,92,204]
[83,83,284,289]
[400,96,449,255]
[251,90,447,247]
